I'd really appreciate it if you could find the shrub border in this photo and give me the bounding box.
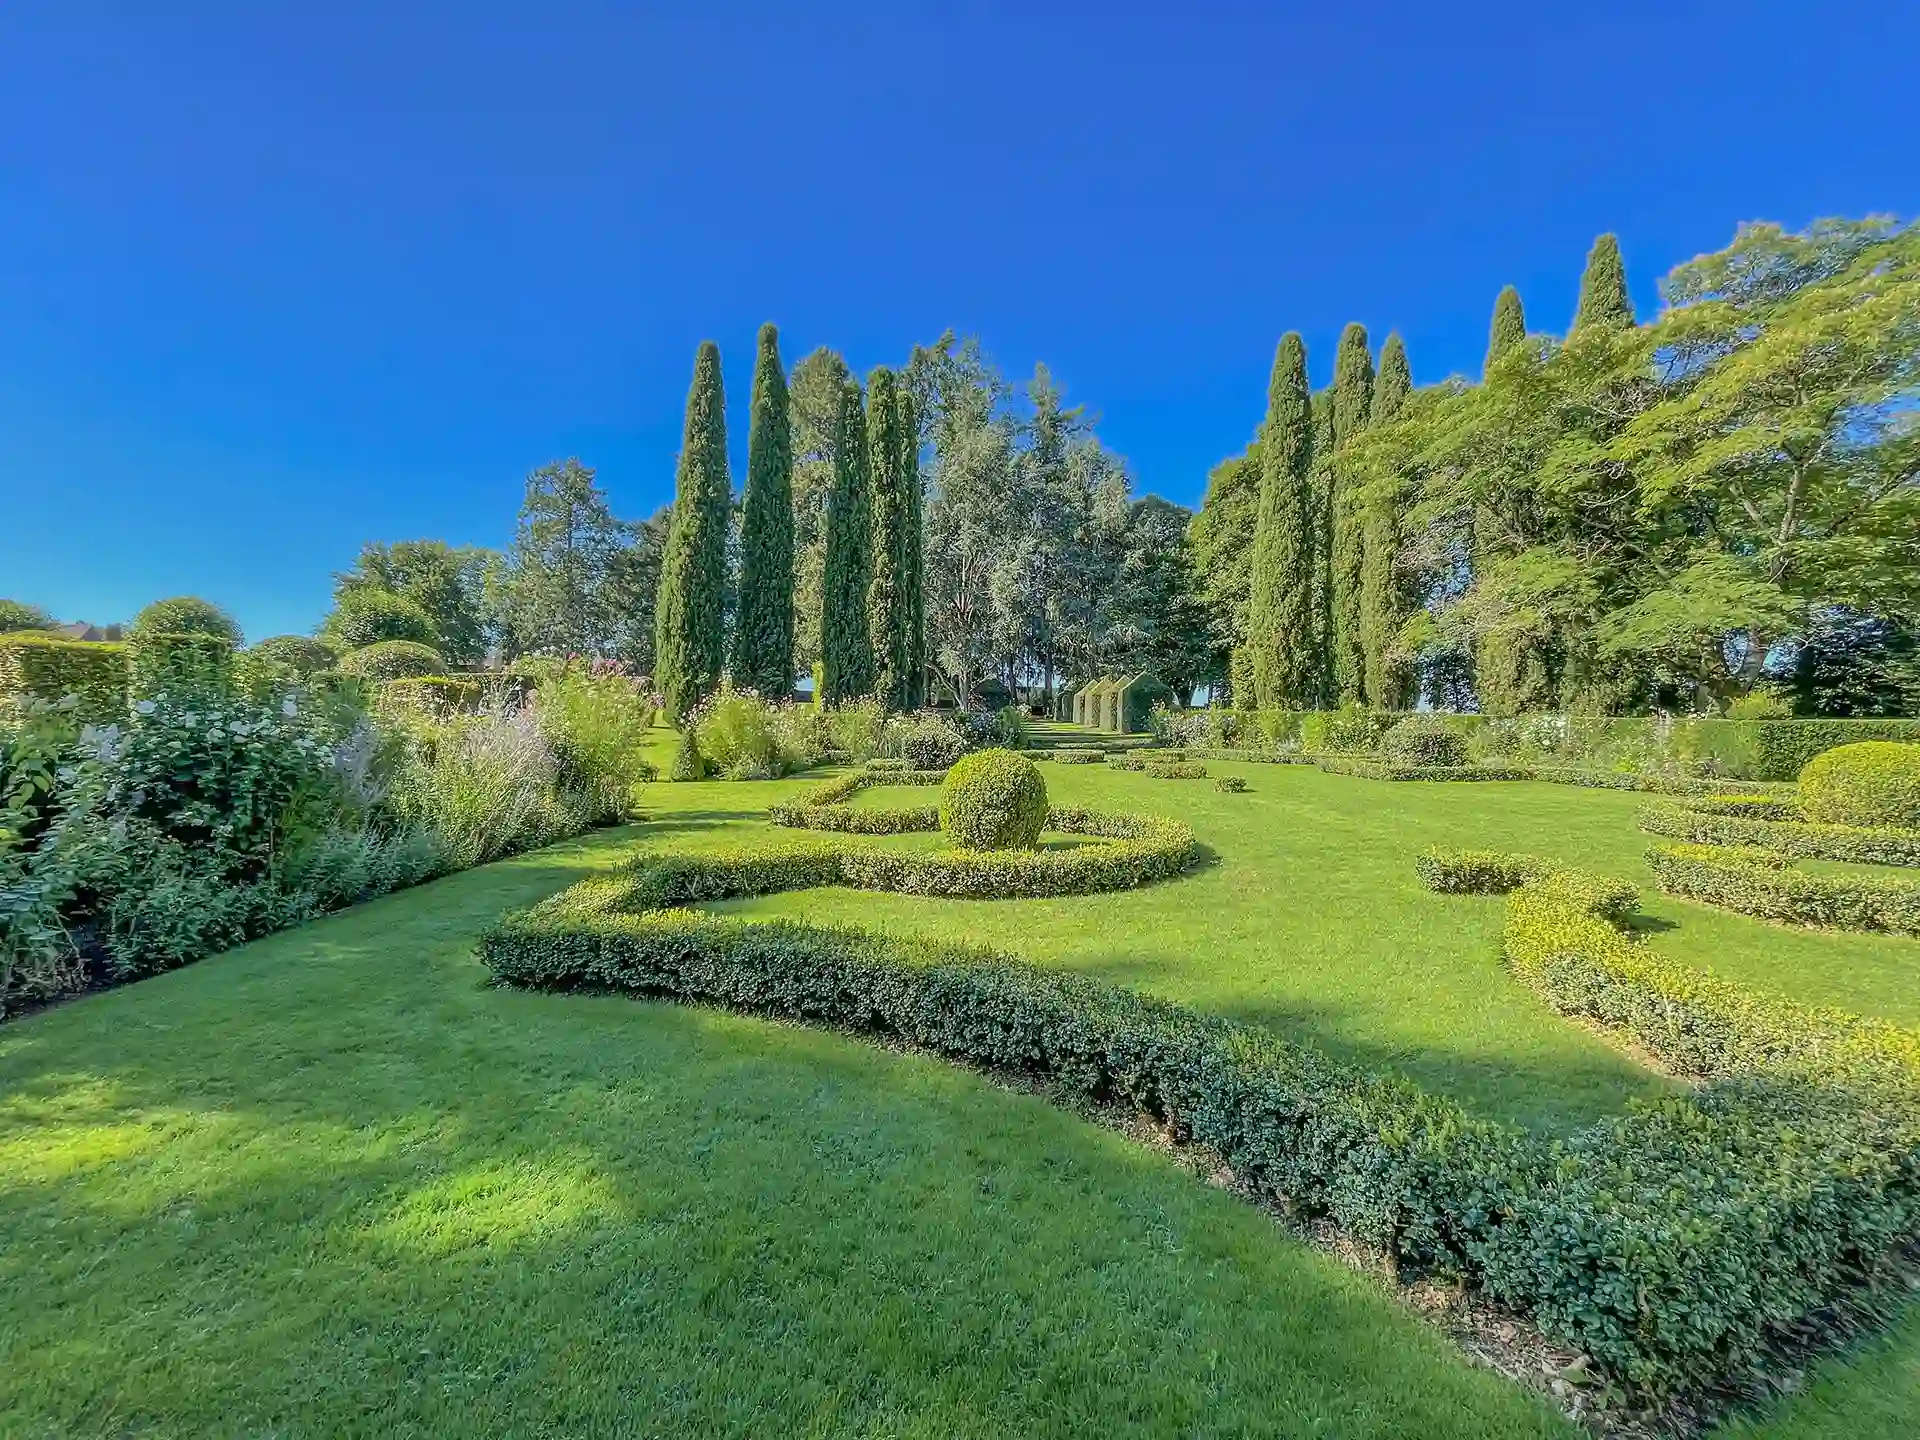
[1639,797,1920,868]
[483,822,1920,1399]
[1647,840,1920,936]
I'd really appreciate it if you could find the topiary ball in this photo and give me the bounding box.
[940,748,1049,851]
[337,639,447,682]
[1799,742,1920,830]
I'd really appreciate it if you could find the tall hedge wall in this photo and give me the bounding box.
[1159,707,1920,782]
[0,633,129,724]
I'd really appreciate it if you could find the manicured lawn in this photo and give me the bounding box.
[1,750,1915,1436]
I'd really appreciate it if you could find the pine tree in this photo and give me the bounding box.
[1485,285,1526,373]
[655,341,731,723]
[1474,287,1553,715]
[1327,323,1375,704]
[731,323,795,697]
[1572,233,1634,333]
[1246,334,1319,709]
[896,387,927,707]
[865,366,912,710]
[1359,334,1413,709]
[821,380,876,703]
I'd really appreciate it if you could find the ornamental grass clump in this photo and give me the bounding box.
[939,748,1048,851]
[1798,741,1920,830]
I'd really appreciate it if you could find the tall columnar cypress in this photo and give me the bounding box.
[865,366,912,710]
[820,380,876,703]
[896,389,927,708]
[1485,286,1527,372]
[1327,323,1375,705]
[1246,334,1318,710]
[655,341,732,723]
[1572,233,1633,333]
[1307,389,1336,705]
[731,323,795,697]
[1474,287,1553,716]
[1358,334,1413,709]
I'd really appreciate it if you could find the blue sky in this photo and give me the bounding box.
[2,1,1914,641]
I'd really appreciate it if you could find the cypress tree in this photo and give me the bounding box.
[1246,334,1318,710]
[1307,389,1336,705]
[654,341,731,724]
[731,323,795,697]
[1358,334,1413,709]
[1572,233,1633,333]
[1474,288,1553,715]
[1485,286,1526,373]
[897,388,927,708]
[865,366,912,710]
[820,380,876,703]
[1328,323,1375,704]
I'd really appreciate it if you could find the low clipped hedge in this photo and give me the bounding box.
[940,748,1049,850]
[488,829,1920,1397]
[1648,841,1920,936]
[1800,742,1920,830]
[767,770,1200,896]
[1413,849,1639,921]
[0,632,128,724]
[1639,797,1920,868]
[1185,747,1316,765]
[1314,756,1534,783]
[1144,762,1207,780]
[1414,849,1556,896]
[1214,776,1248,793]
[1050,749,1104,765]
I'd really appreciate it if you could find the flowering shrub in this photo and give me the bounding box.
[534,668,657,821]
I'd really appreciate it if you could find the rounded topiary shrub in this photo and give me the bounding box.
[338,639,447,682]
[129,596,243,647]
[328,589,439,650]
[900,713,968,771]
[940,748,1049,851]
[1799,742,1920,830]
[1382,714,1467,767]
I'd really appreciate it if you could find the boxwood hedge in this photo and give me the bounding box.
[486,833,1920,1397]
[1648,840,1920,936]
[1639,797,1920,868]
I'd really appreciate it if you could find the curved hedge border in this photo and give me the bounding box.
[764,768,1202,897]
[485,834,1920,1398]
[1648,840,1920,936]
[1639,797,1920,868]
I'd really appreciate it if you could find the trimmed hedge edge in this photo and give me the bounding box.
[1648,841,1920,936]
[482,826,1920,1399]
[1640,797,1920,869]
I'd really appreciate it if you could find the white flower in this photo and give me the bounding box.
[282,697,298,717]
[134,700,157,716]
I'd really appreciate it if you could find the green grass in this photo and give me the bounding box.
[1,747,1915,1436]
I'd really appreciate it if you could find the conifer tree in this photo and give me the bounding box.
[731,323,795,697]
[1307,389,1336,704]
[1359,334,1413,709]
[1572,233,1634,333]
[655,341,731,723]
[1485,285,1526,372]
[1474,288,1553,714]
[865,366,912,709]
[821,380,876,703]
[1328,323,1375,704]
[897,388,927,707]
[1246,334,1318,709]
